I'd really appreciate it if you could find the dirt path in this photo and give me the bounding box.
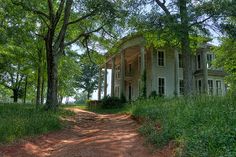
[0,108,174,157]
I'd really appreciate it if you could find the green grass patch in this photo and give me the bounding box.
[0,104,74,144]
[131,96,236,157]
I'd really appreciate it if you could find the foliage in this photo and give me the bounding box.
[75,53,103,99]
[101,96,124,109]
[214,38,236,95]
[131,96,236,157]
[0,103,74,143]
[74,92,88,104]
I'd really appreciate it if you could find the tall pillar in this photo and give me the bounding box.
[140,46,146,97]
[98,67,102,100]
[111,57,115,97]
[202,49,208,94]
[104,63,107,97]
[174,49,179,96]
[151,48,157,93]
[120,51,125,98]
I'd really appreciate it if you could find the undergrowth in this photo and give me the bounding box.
[131,96,236,157]
[0,104,74,143]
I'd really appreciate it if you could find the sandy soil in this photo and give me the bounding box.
[0,108,174,157]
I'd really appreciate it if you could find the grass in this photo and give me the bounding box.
[131,96,236,157]
[0,103,74,144]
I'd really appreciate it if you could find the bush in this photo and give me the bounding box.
[101,96,124,109]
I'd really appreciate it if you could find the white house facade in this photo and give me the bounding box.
[97,35,227,101]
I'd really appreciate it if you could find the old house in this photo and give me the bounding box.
[97,34,227,101]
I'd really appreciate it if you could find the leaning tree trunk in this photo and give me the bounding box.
[179,0,193,95]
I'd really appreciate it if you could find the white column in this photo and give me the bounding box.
[202,49,208,94]
[174,49,179,96]
[120,51,125,98]
[152,48,157,93]
[104,63,107,97]
[140,46,146,97]
[111,57,115,97]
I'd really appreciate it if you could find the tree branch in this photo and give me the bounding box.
[189,15,213,27]
[154,0,171,16]
[64,25,105,47]
[54,0,65,25]
[67,11,96,26]
[11,0,49,19]
[47,0,55,22]
[54,0,73,54]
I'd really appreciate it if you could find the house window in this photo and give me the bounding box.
[128,63,132,73]
[208,80,213,95]
[216,80,222,96]
[198,79,202,94]
[207,54,214,69]
[179,54,183,68]
[179,79,184,95]
[197,54,201,69]
[115,66,120,78]
[158,78,165,96]
[158,51,165,66]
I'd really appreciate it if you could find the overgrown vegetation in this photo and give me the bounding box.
[131,96,236,157]
[101,96,125,109]
[0,104,74,143]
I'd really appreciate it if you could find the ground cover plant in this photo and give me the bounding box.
[0,104,74,143]
[131,96,236,157]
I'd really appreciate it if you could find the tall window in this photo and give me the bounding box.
[158,51,165,66]
[216,80,222,95]
[128,63,132,73]
[158,78,165,96]
[179,79,184,95]
[208,80,213,95]
[115,66,120,78]
[197,54,201,69]
[198,79,202,94]
[207,54,214,69]
[179,54,183,68]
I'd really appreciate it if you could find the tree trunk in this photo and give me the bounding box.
[45,50,59,110]
[87,92,90,100]
[45,30,59,110]
[179,0,193,95]
[41,71,45,105]
[13,89,18,103]
[23,76,28,104]
[36,66,41,106]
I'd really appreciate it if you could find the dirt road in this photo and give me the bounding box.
[0,108,174,157]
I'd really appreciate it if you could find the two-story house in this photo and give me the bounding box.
[97,34,227,101]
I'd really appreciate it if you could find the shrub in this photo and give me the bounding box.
[101,96,124,109]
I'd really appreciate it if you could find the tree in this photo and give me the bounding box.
[75,53,102,99]
[127,0,222,95]
[11,0,124,110]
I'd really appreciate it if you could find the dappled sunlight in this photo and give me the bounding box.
[0,108,174,157]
